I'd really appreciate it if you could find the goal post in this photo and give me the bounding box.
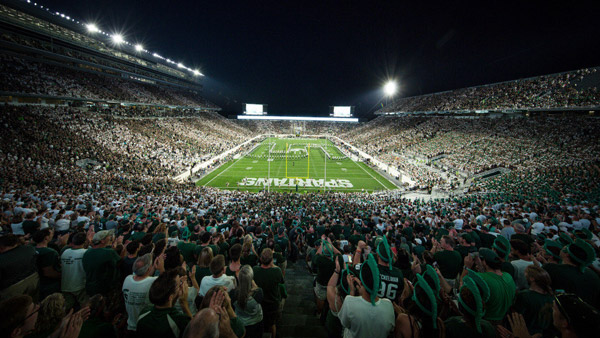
[285,142,310,179]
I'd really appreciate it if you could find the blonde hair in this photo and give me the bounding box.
[525,265,552,294]
[36,293,65,333]
[197,247,213,267]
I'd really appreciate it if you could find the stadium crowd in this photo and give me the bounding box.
[380,67,600,113]
[340,115,600,193]
[2,183,600,337]
[0,53,217,109]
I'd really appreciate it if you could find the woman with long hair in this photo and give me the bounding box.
[234,265,264,338]
[512,265,554,335]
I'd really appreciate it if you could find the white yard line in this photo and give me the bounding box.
[352,161,390,190]
[202,156,247,186]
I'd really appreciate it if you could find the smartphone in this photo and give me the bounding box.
[470,252,479,258]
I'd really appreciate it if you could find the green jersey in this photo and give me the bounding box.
[377,264,404,302]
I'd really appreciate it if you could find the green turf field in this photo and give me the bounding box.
[196,137,398,192]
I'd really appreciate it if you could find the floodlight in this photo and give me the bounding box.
[384,81,397,96]
[85,23,99,33]
[177,63,184,68]
[111,34,124,44]
[135,44,144,52]
[193,69,203,76]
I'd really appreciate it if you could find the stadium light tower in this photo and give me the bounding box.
[384,81,397,96]
[85,23,99,33]
[111,33,124,44]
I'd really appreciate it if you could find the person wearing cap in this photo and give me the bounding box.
[396,267,444,338]
[376,236,404,303]
[82,229,122,297]
[325,255,354,338]
[445,276,496,338]
[462,248,515,323]
[313,240,339,318]
[543,239,600,309]
[492,236,515,279]
[339,254,395,338]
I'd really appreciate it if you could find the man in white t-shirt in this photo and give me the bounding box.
[199,254,236,296]
[510,238,535,290]
[339,254,395,338]
[122,254,158,332]
[61,232,88,309]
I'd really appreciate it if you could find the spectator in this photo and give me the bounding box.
[60,232,89,309]
[199,254,236,296]
[233,265,264,338]
[339,254,395,338]
[136,269,192,338]
[122,254,159,332]
[0,234,39,301]
[253,248,284,338]
[82,230,121,297]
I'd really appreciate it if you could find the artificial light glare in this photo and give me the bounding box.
[86,23,99,33]
[135,44,144,52]
[111,34,124,44]
[384,81,397,96]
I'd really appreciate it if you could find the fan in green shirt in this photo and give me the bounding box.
[137,270,192,338]
[82,230,121,296]
[252,248,284,337]
[462,248,515,322]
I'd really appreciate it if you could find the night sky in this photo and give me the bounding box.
[36,0,600,117]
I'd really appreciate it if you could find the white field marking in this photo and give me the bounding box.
[341,168,347,171]
[203,156,247,186]
[252,160,258,163]
[336,162,342,165]
[352,161,390,190]
[246,167,253,170]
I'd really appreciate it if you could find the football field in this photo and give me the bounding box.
[196,137,398,192]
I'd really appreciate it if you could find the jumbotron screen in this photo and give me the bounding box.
[244,103,267,115]
[331,106,353,117]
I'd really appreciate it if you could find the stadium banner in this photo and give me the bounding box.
[239,178,353,188]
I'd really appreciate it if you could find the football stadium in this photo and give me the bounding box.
[1,1,600,338]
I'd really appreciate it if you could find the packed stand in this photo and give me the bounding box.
[0,53,218,108]
[2,184,600,337]
[380,67,600,113]
[0,105,253,189]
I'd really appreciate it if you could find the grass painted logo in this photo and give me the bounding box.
[239,178,353,188]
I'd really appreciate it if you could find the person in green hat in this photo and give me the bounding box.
[492,236,515,279]
[462,248,515,324]
[543,239,600,309]
[396,269,444,338]
[313,240,339,318]
[338,254,395,338]
[445,276,496,338]
[376,236,404,303]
